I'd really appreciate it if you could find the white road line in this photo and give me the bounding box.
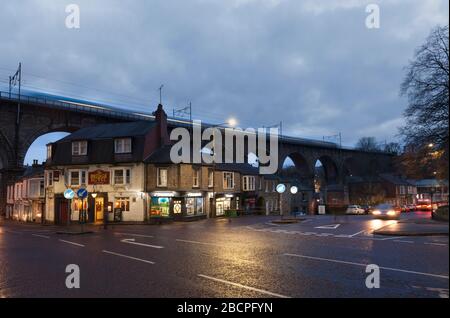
[59,239,85,247]
[349,230,366,237]
[102,250,155,264]
[114,232,154,238]
[394,240,415,244]
[32,234,50,239]
[284,253,449,280]
[425,242,448,247]
[120,238,164,249]
[381,236,405,241]
[176,239,221,246]
[198,274,291,298]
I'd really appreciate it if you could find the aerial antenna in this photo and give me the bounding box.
[173,102,192,122]
[158,84,164,104]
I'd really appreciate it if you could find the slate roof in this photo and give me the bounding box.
[59,121,155,141]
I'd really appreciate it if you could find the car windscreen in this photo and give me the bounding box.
[375,204,392,209]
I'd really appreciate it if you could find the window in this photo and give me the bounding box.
[72,141,87,156]
[114,169,131,185]
[243,176,256,191]
[115,197,130,211]
[69,170,86,186]
[157,168,168,187]
[208,169,214,187]
[114,138,132,154]
[223,172,234,190]
[39,180,45,197]
[193,169,200,187]
[186,197,204,216]
[46,145,52,160]
[399,186,406,195]
[258,177,262,190]
[46,171,53,187]
[265,180,270,193]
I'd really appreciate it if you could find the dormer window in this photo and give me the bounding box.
[115,138,132,154]
[72,141,87,156]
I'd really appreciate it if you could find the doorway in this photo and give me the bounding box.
[95,197,104,222]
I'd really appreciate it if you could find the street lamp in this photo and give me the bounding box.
[211,118,237,218]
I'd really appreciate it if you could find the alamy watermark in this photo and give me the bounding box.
[365,264,380,289]
[365,4,380,29]
[65,264,80,289]
[170,120,279,174]
[65,4,80,29]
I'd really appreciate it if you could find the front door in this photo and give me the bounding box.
[95,197,104,222]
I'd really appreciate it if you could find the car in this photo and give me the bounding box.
[371,203,401,219]
[407,204,416,212]
[361,205,372,214]
[346,205,365,215]
[400,205,410,212]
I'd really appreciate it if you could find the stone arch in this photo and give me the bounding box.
[18,125,81,166]
[315,155,339,185]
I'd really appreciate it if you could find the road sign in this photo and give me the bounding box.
[77,188,88,199]
[64,188,75,200]
[276,184,286,194]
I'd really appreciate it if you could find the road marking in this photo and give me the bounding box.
[425,242,448,247]
[59,239,85,247]
[380,236,404,241]
[176,239,221,246]
[394,240,414,244]
[121,238,164,249]
[348,230,366,237]
[197,274,291,298]
[102,250,155,264]
[114,232,154,238]
[32,234,50,239]
[315,224,340,229]
[284,253,449,280]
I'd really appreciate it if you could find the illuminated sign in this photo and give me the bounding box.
[88,170,110,185]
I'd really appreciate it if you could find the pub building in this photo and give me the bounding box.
[43,104,172,224]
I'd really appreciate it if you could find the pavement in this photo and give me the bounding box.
[0,211,448,298]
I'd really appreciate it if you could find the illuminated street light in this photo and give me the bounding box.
[428,143,434,148]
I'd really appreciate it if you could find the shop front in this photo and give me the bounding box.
[149,191,207,221]
[214,194,240,217]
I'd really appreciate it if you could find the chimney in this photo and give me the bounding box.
[152,104,169,146]
[32,159,38,166]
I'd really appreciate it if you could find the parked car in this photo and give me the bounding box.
[346,205,365,215]
[361,205,372,214]
[371,203,401,220]
[407,204,416,212]
[400,205,410,212]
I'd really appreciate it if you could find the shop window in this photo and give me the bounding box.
[157,168,168,187]
[150,197,170,217]
[72,141,87,156]
[186,197,204,216]
[115,197,130,211]
[223,172,234,189]
[173,200,182,214]
[115,138,132,154]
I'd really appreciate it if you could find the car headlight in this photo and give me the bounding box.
[372,210,381,215]
[387,210,396,216]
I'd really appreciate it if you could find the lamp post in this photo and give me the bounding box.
[210,118,237,218]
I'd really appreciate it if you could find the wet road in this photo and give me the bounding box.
[0,212,448,298]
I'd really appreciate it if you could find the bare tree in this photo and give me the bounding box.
[400,25,449,178]
[355,137,380,152]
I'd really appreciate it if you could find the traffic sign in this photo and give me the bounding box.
[77,188,88,199]
[276,183,286,194]
[64,188,75,200]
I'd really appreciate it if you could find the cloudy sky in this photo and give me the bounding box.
[0,0,448,165]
